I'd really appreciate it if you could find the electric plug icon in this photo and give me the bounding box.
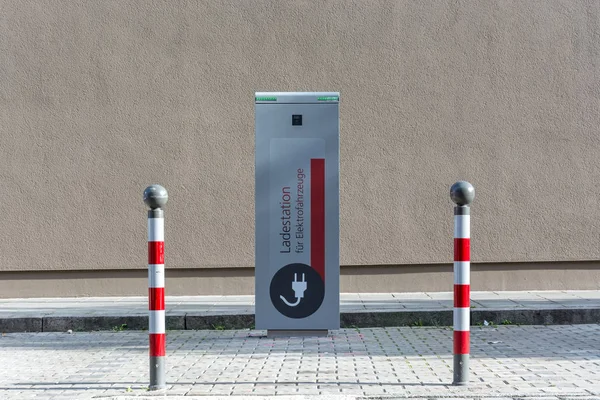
[280,273,307,307]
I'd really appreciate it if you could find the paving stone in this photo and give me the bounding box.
[1,325,600,399]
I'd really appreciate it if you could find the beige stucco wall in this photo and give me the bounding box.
[0,1,599,293]
[1,261,599,298]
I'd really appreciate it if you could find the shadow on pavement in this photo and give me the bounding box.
[1,326,598,361]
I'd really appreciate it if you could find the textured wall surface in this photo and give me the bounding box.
[1,262,599,298]
[0,0,599,273]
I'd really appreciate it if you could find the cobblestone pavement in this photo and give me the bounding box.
[1,325,598,399]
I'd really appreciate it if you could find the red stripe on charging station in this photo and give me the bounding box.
[311,158,325,281]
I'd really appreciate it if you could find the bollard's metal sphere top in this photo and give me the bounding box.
[450,181,475,206]
[143,185,169,210]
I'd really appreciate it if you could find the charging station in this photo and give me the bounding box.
[255,92,340,335]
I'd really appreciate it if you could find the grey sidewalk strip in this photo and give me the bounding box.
[341,310,453,328]
[185,313,255,330]
[0,291,598,332]
[1,307,599,333]
[0,317,42,333]
[470,307,600,326]
[42,315,187,332]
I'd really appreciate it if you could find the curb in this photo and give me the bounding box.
[1,308,598,333]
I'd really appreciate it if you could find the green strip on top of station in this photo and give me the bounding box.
[317,96,339,101]
[255,96,277,101]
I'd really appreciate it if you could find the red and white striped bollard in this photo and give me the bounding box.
[144,185,168,390]
[450,181,474,386]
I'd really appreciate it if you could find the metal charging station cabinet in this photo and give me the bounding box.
[255,92,340,334]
